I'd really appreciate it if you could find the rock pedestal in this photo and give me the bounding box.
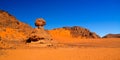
[26,18,52,47]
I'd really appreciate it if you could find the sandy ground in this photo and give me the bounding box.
[0,38,120,60]
[0,48,120,60]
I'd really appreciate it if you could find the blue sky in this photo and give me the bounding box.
[0,0,120,37]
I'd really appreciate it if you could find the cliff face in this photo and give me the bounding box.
[48,26,100,40]
[103,34,120,38]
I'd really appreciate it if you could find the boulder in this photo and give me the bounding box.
[35,18,46,29]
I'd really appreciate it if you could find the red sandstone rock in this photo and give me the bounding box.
[35,18,46,29]
[49,26,100,39]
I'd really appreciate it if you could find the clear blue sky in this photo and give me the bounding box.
[0,0,120,37]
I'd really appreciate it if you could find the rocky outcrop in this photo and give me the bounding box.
[63,26,100,38]
[103,34,120,38]
[0,10,34,48]
[27,28,52,43]
[0,10,53,48]
[26,28,52,47]
[0,10,103,48]
[26,18,52,47]
[48,26,100,39]
[0,10,33,41]
[0,10,33,35]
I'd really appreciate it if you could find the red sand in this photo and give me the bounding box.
[0,38,120,60]
[0,48,120,60]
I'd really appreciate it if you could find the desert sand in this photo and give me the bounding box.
[0,48,120,60]
[0,38,120,60]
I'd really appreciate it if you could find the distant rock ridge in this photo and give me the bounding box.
[48,26,100,39]
[63,26,100,38]
[103,34,120,38]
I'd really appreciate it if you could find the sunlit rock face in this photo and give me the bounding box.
[0,10,53,48]
[0,10,33,40]
[48,26,100,40]
[0,10,33,35]
[63,26,100,38]
[0,10,33,48]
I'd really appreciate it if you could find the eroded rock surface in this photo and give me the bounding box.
[49,26,100,39]
[0,10,52,48]
[103,34,120,38]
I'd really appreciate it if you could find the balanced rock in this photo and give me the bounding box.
[27,18,52,44]
[35,18,46,29]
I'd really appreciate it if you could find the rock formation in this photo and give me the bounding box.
[103,34,120,38]
[0,10,53,48]
[0,10,33,35]
[0,10,103,48]
[0,10,33,39]
[48,26,100,40]
[63,26,100,38]
[27,18,52,44]
[35,18,46,29]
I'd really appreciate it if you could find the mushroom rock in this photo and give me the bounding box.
[35,18,46,29]
[27,18,52,44]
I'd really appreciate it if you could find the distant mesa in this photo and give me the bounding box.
[103,34,120,38]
